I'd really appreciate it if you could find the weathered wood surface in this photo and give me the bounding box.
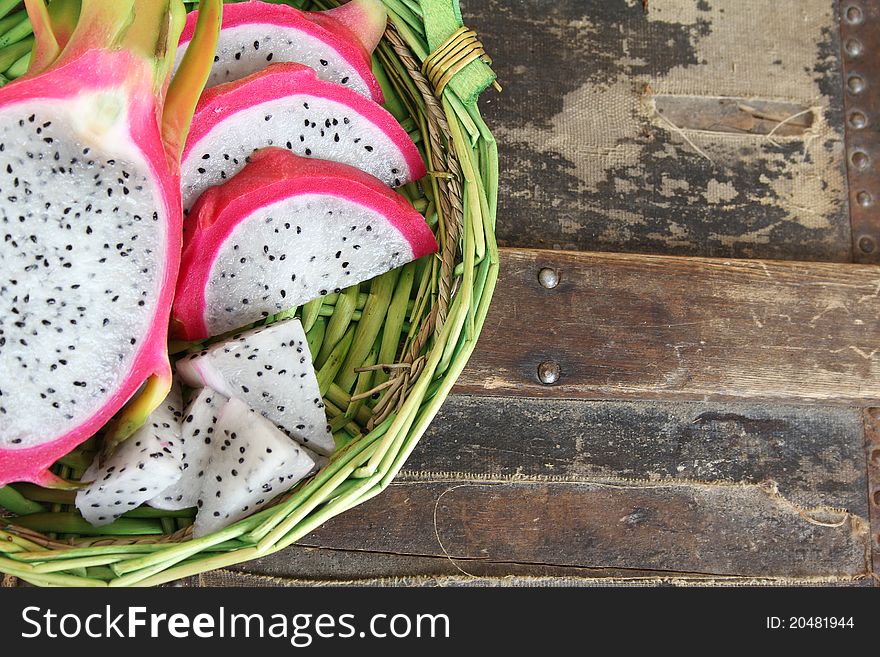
[468,0,851,261]
[214,396,873,585]
[181,1,879,587]
[457,247,880,405]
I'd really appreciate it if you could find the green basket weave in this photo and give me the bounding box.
[0,0,498,587]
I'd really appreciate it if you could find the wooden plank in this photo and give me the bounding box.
[466,0,850,261]
[404,396,869,516]
[290,481,869,578]
[176,545,876,586]
[456,248,880,404]
[213,396,870,584]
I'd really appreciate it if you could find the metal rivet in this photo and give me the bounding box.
[871,448,880,466]
[848,74,866,94]
[846,5,864,24]
[845,37,863,57]
[874,489,880,507]
[870,408,880,421]
[849,110,867,129]
[851,150,870,169]
[538,267,559,289]
[537,361,561,385]
[857,190,873,207]
[859,235,876,253]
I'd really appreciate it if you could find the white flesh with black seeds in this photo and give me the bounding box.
[182,95,411,211]
[205,194,410,335]
[176,25,374,97]
[176,319,335,455]
[194,397,315,537]
[0,102,165,448]
[150,387,228,511]
[76,383,183,526]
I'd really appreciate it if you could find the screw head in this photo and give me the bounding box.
[859,235,876,253]
[848,74,866,94]
[849,111,867,129]
[857,190,873,207]
[538,267,560,289]
[537,361,561,385]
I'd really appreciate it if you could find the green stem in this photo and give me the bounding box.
[8,512,164,536]
[0,13,32,48]
[0,486,47,515]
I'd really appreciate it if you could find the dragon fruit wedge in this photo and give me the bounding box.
[150,387,228,511]
[173,148,437,340]
[194,396,316,537]
[0,0,221,486]
[75,382,184,527]
[180,62,425,212]
[177,0,386,102]
[176,318,336,456]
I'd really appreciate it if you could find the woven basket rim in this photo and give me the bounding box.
[0,0,499,587]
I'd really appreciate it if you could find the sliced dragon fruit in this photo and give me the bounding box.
[75,383,184,526]
[173,148,436,340]
[0,0,221,486]
[149,387,228,511]
[180,62,425,212]
[176,318,335,456]
[177,0,386,102]
[194,396,315,537]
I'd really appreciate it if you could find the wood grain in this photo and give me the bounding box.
[292,481,870,578]
[456,248,880,404]
[187,394,870,584]
[404,396,869,515]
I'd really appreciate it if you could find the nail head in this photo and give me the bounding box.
[845,37,863,57]
[538,267,560,289]
[848,74,866,94]
[846,5,864,24]
[537,361,561,385]
[849,111,867,129]
[851,150,870,169]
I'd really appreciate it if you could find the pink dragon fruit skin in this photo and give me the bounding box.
[178,0,386,103]
[0,1,221,486]
[171,148,437,341]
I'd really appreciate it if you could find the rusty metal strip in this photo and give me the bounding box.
[840,2,880,263]
[865,408,880,585]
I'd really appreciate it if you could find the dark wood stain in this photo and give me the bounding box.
[405,396,868,515]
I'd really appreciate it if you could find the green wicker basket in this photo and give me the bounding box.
[0,0,498,587]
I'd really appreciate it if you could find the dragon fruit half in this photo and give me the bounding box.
[177,0,387,102]
[180,62,425,212]
[173,148,436,340]
[0,0,221,486]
